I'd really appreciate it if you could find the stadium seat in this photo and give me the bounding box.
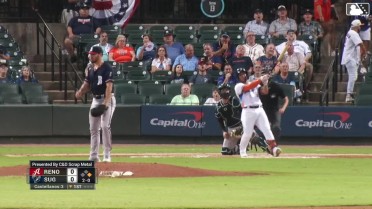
[174,25,197,44]
[164,83,182,97]
[198,25,221,35]
[100,25,121,36]
[174,33,197,44]
[0,83,19,96]
[152,70,172,83]
[149,94,173,105]
[357,83,372,95]
[114,83,137,101]
[126,70,151,83]
[198,33,219,44]
[224,26,244,44]
[355,94,372,106]
[123,24,146,47]
[174,25,196,35]
[26,95,49,104]
[3,94,23,104]
[193,43,205,58]
[138,82,164,98]
[191,83,215,100]
[255,35,269,46]
[120,93,146,105]
[271,35,286,46]
[149,25,171,35]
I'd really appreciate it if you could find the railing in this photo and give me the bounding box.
[319,34,345,106]
[35,12,85,104]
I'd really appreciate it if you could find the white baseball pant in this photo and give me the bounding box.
[89,94,116,160]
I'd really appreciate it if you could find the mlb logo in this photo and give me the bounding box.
[346,3,370,16]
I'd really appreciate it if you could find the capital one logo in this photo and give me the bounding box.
[150,111,206,129]
[295,112,352,130]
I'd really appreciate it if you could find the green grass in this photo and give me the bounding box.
[0,145,372,208]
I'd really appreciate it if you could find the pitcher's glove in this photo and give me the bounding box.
[90,105,108,117]
[230,126,243,138]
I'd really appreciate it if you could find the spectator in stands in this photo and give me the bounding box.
[0,45,11,61]
[298,9,324,41]
[0,63,12,84]
[169,64,189,84]
[90,31,113,62]
[276,30,313,89]
[272,62,297,86]
[283,44,306,79]
[213,32,235,64]
[64,2,101,61]
[151,45,171,74]
[273,62,302,102]
[136,34,156,61]
[170,83,199,105]
[189,58,213,85]
[16,66,38,85]
[109,35,135,63]
[243,9,269,36]
[269,5,297,37]
[61,0,78,27]
[217,63,238,86]
[314,0,337,56]
[172,44,198,71]
[257,43,279,74]
[204,87,220,106]
[163,30,185,64]
[230,45,253,75]
[248,61,263,82]
[243,32,265,62]
[203,43,222,71]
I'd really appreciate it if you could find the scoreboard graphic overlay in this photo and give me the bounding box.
[27,161,97,190]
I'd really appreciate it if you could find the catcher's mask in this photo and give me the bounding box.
[218,83,231,99]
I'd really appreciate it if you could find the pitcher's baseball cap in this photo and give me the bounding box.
[351,19,363,27]
[88,46,103,55]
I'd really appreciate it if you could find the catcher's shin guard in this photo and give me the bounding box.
[221,146,239,155]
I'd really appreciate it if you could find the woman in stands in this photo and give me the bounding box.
[136,34,156,61]
[16,66,38,85]
[109,35,135,63]
[151,45,171,74]
[169,64,189,84]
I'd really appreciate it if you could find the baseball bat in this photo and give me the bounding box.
[277,43,290,62]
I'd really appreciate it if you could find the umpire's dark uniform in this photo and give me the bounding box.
[259,81,287,141]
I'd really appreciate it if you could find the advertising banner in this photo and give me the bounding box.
[201,106,222,136]
[281,106,372,137]
[141,105,204,136]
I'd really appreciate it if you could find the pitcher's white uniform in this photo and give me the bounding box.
[235,78,280,157]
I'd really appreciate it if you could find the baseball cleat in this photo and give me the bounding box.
[240,151,249,158]
[103,156,111,162]
[89,157,100,162]
[272,147,282,157]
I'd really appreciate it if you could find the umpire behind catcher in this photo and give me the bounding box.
[257,63,288,142]
[76,46,116,163]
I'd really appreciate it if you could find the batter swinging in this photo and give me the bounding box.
[234,70,282,158]
[76,46,116,162]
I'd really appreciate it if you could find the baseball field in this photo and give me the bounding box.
[0,143,371,209]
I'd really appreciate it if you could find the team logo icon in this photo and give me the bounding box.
[346,3,370,16]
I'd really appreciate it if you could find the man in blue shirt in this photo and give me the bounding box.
[172,44,198,71]
[163,30,185,64]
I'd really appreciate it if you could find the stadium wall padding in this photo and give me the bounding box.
[0,105,371,137]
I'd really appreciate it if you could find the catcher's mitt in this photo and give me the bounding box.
[90,105,108,117]
[230,126,243,138]
[249,132,270,154]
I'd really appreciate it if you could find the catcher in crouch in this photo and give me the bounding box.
[215,83,268,155]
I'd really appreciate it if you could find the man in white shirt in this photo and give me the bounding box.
[269,5,297,37]
[341,19,366,103]
[243,9,269,36]
[276,30,313,91]
[243,32,265,62]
